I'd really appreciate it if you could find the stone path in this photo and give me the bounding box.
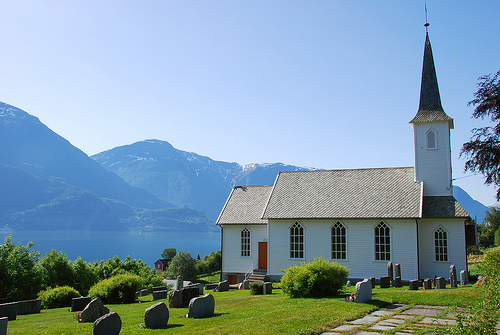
[320,304,500,334]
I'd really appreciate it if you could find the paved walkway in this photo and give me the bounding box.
[321,304,500,334]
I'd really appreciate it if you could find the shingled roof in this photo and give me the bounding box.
[422,196,469,218]
[410,32,454,128]
[216,185,272,225]
[262,167,423,219]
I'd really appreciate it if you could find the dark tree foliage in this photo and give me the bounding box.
[461,70,500,200]
[161,248,177,259]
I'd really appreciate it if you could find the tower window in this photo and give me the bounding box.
[426,128,437,149]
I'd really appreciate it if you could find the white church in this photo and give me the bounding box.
[216,30,471,283]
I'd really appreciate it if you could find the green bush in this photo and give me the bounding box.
[249,281,263,295]
[88,274,142,304]
[38,286,81,309]
[280,257,349,298]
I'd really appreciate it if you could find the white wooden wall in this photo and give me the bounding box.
[267,219,419,281]
[418,218,467,279]
[221,224,267,274]
[413,121,453,196]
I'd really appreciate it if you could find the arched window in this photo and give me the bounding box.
[331,222,347,260]
[434,227,448,262]
[290,222,304,259]
[374,222,391,261]
[426,128,437,149]
[241,228,250,257]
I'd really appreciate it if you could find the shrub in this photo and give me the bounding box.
[38,286,80,309]
[88,274,142,304]
[249,281,263,295]
[280,257,349,298]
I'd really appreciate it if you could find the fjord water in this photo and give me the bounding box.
[3,230,221,266]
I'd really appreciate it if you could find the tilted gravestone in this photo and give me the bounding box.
[72,297,92,312]
[387,262,394,282]
[93,312,121,335]
[153,290,169,301]
[450,265,457,288]
[80,298,109,323]
[379,276,391,288]
[435,277,447,289]
[0,316,7,335]
[144,302,169,329]
[409,280,419,290]
[18,299,41,315]
[460,270,468,286]
[423,278,433,290]
[0,302,18,321]
[188,294,215,319]
[354,279,372,303]
[263,282,272,295]
[168,290,182,308]
[394,264,401,279]
[369,277,376,289]
[392,276,402,288]
[218,280,229,292]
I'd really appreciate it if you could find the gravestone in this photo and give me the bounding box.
[379,276,391,288]
[346,280,351,287]
[394,263,401,279]
[93,312,121,335]
[18,299,41,315]
[242,280,250,290]
[153,290,169,300]
[409,280,419,290]
[72,297,92,312]
[0,317,7,335]
[205,283,218,291]
[80,298,109,323]
[191,283,204,295]
[435,277,446,289]
[450,265,457,288]
[153,286,168,292]
[218,280,229,292]
[140,289,150,296]
[263,282,272,295]
[460,270,468,285]
[424,278,433,290]
[182,285,200,307]
[392,276,402,288]
[0,302,18,321]
[188,294,215,318]
[354,279,372,303]
[168,290,182,308]
[144,302,169,329]
[369,277,376,289]
[176,275,184,291]
[387,262,394,282]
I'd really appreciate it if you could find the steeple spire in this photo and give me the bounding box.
[410,27,453,128]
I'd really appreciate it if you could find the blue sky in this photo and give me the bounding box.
[1,1,499,206]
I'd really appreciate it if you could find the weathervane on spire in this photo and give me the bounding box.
[424,2,430,32]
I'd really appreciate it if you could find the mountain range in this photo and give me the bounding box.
[0,101,491,232]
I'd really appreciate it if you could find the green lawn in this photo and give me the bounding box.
[7,285,483,335]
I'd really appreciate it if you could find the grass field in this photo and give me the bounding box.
[7,284,483,335]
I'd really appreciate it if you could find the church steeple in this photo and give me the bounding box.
[410,32,453,129]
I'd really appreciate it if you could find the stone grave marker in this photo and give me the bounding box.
[182,285,200,307]
[423,278,433,289]
[369,277,376,289]
[409,280,419,290]
[80,298,109,323]
[387,262,394,282]
[72,297,92,312]
[460,270,468,285]
[205,283,218,291]
[218,280,229,292]
[392,276,402,288]
[176,275,184,291]
[242,280,250,290]
[188,294,215,318]
[394,263,401,278]
[435,277,446,289]
[0,302,18,321]
[145,302,169,329]
[263,282,272,295]
[346,280,351,287]
[450,265,457,288]
[0,316,7,335]
[168,290,182,308]
[379,276,391,288]
[153,290,169,301]
[354,279,372,303]
[18,299,41,315]
[93,312,121,335]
